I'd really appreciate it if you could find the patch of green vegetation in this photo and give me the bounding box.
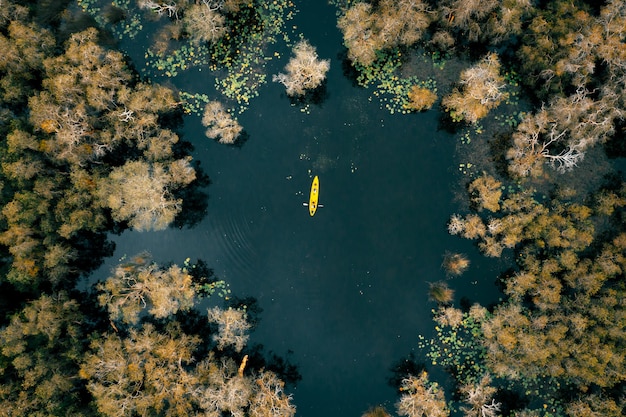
[77,0,143,39]
[419,309,570,416]
[418,309,488,385]
[79,0,297,115]
[206,1,297,114]
[495,111,526,128]
[429,49,451,70]
[355,49,438,115]
[145,44,211,78]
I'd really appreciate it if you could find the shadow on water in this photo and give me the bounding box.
[173,160,211,229]
[284,81,330,108]
[339,50,363,88]
[231,130,251,149]
[72,230,116,281]
[387,353,426,389]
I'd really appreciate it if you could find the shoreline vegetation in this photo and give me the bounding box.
[0,0,625,416]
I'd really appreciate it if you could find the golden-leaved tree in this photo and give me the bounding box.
[273,40,330,96]
[442,52,508,124]
[507,0,626,178]
[202,100,243,144]
[449,175,626,388]
[0,20,196,289]
[395,371,449,417]
[337,0,432,66]
[0,293,93,415]
[97,252,196,324]
[81,255,297,417]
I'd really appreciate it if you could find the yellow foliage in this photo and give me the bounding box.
[468,174,502,212]
[39,119,57,133]
[406,86,437,111]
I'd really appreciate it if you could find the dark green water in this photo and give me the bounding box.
[89,1,504,415]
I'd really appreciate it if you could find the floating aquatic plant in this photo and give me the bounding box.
[77,0,144,39]
[418,308,489,386]
[355,49,439,115]
[79,0,297,116]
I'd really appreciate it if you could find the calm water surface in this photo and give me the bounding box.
[91,2,504,415]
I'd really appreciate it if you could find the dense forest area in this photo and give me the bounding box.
[0,0,625,416]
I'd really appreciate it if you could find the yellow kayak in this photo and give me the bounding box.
[309,175,319,216]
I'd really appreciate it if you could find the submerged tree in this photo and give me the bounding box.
[0,293,92,415]
[97,158,195,232]
[337,0,432,66]
[97,252,196,325]
[441,252,470,276]
[428,281,455,305]
[0,22,196,289]
[396,372,449,417]
[273,40,330,97]
[442,52,508,123]
[202,100,243,144]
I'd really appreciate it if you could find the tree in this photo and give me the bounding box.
[566,394,623,417]
[0,21,195,290]
[183,3,227,44]
[428,281,455,305]
[406,86,437,111]
[441,252,470,276]
[249,371,296,417]
[468,174,502,212]
[202,100,243,144]
[396,372,449,417]
[80,322,203,417]
[138,0,181,19]
[97,158,195,231]
[0,20,54,104]
[337,0,432,66]
[506,88,622,178]
[84,255,296,416]
[362,406,392,417]
[436,0,532,45]
[207,306,251,352]
[0,293,93,415]
[459,374,501,417]
[442,52,508,123]
[97,252,196,325]
[273,40,330,96]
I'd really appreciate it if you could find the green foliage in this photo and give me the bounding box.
[419,307,489,386]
